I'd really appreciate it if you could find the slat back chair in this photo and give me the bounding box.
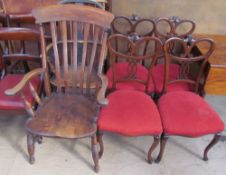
[6,4,114,173]
[107,34,162,94]
[0,27,42,113]
[162,37,215,95]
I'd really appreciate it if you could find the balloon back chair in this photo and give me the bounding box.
[6,4,114,173]
[152,17,196,96]
[106,15,156,76]
[97,35,163,163]
[155,37,225,162]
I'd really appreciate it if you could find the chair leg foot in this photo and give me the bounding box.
[155,134,169,163]
[147,136,160,164]
[91,135,100,173]
[203,134,221,161]
[97,132,104,158]
[27,133,35,164]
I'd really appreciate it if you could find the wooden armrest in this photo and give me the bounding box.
[5,68,45,96]
[97,74,109,106]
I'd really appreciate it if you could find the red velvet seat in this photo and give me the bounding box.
[152,64,192,94]
[0,74,40,110]
[158,91,224,137]
[98,90,162,136]
[107,62,155,93]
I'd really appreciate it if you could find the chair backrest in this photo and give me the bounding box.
[0,27,41,76]
[32,4,114,96]
[155,16,196,42]
[108,34,162,93]
[1,0,59,24]
[163,36,215,94]
[111,15,156,37]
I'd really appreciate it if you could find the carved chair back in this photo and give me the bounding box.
[32,4,113,97]
[155,16,196,42]
[108,34,162,93]
[163,37,215,94]
[0,27,41,76]
[111,15,155,37]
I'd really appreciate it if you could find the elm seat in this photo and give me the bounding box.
[0,74,40,110]
[98,90,162,136]
[152,64,192,94]
[107,62,155,93]
[158,91,225,137]
[26,93,98,139]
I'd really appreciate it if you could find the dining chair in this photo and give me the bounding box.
[106,16,156,91]
[152,17,196,96]
[97,35,163,163]
[106,34,162,94]
[5,4,114,173]
[0,27,42,113]
[155,37,225,162]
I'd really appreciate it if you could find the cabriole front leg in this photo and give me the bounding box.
[147,135,160,164]
[203,134,221,161]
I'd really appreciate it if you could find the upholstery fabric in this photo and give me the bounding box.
[107,62,155,93]
[158,91,225,137]
[152,64,192,94]
[0,74,41,110]
[98,90,162,136]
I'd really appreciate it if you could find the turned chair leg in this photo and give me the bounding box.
[97,131,104,158]
[155,134,169,163]
[203,134,221,161]
[91,135,100,173]
[27,132,35,164]
[147,136,160,164]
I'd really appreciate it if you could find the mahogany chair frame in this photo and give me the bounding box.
[155,37,224,162]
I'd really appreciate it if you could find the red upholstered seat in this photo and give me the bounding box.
[0,74,40,110]
[107,62,155,93]
[152,64,192,94]
[98,90,162,136]
[158,91,225,137]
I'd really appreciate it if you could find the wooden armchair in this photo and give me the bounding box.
[6,4,113,173]
[0,27,42,113]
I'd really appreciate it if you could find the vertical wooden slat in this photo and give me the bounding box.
[72,21,78,88]
[40,24,51,96]
[80,23,90,91]
[61,20,69,90]
[98,31,108,74]
[86,26,100,94]
[50,22,62,92]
